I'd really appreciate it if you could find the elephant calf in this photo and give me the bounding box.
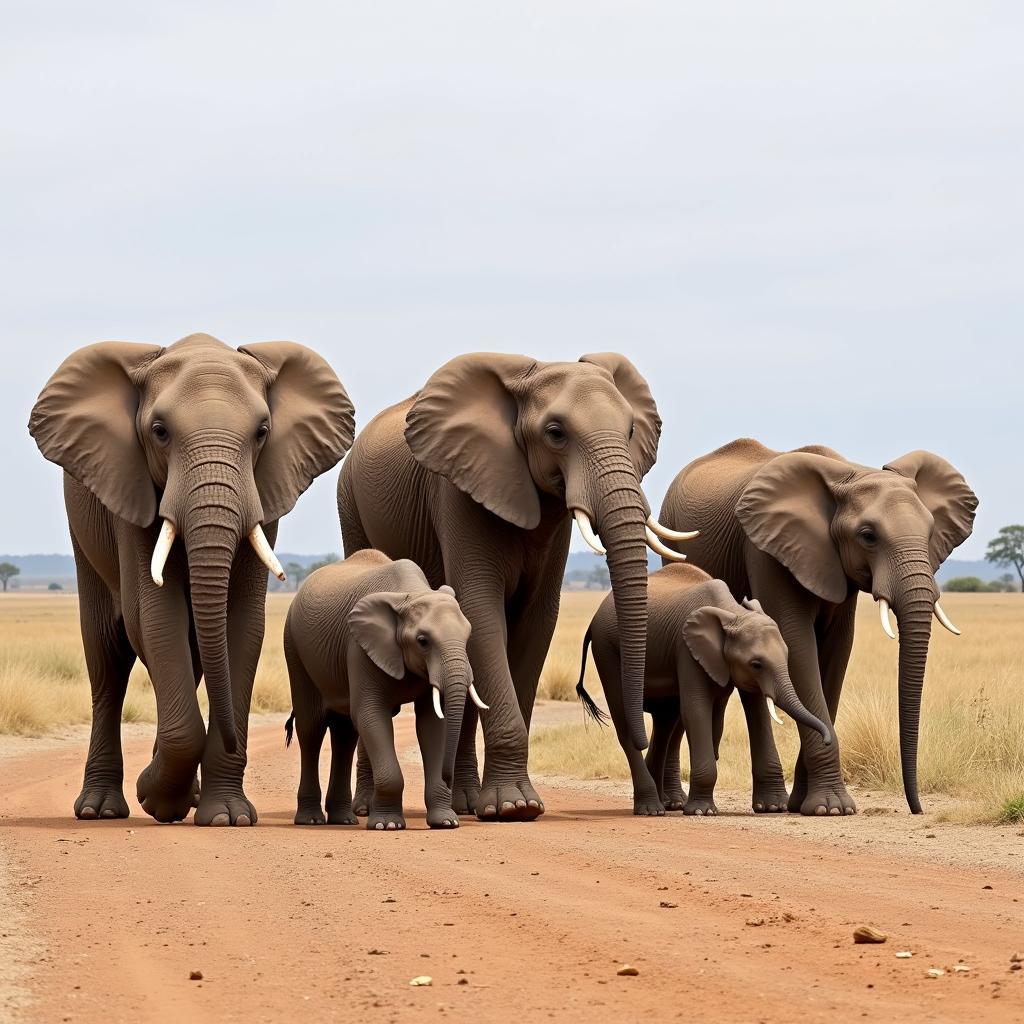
[284,550,486,830]
[576,564,831,816]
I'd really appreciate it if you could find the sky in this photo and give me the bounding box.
[1,3,1021,559]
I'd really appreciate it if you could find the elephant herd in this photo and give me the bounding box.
[28,332,977,829]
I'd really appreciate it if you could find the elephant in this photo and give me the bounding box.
[29,333,354,825]
[283,549,485,830]
[338,352,696,821]
[659,438,977,815]
[576,563,832,816]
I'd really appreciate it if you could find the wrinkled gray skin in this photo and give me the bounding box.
[578,564,831,816]
[28,334,354,825]
[660,439,977,816]
[284,551,473,831]
[339,353,666,822]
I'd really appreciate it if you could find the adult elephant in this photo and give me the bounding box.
[29,333,354,825]
[338,353,694,821]
[659,439,977,816]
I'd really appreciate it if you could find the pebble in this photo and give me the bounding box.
[410,976,432,987]
[617,965,639,976]
[853,926,887,944]
[895,951,913,959]
[189,970,203,981]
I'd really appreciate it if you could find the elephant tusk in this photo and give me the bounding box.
[249,524,286,581]
[645,515,699,543]
[766,696,784,726]
[878,598,897,640]
[468,683,489,711]
[645,526,687,562]
[933,600,961,636]
[150,519,176,588]
[574,510,606,556]
[432,685,444,720]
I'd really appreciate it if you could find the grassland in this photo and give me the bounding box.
[1,589,1021,822]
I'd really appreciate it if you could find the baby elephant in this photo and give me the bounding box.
[577,564,832,816]
[284,550,485,830]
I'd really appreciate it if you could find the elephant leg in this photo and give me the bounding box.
[358,705,406,832]
[739,689,788,813]
[646,699,685,811]
[414,695,459,829]
[352,738,373,817]
[194,530,273,827]
[72,536,134,820]
[449,703,480,817]
[325,714,359,825]
[507,566,564,729]
[598,658,663,816]
[286,644,328,826]
[678,660,718,816]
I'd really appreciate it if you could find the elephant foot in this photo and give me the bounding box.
[367,810,406,831]
[634,794,667,819]
[800,782,857,816]
[195,791,258,827]
[294,802,326,826]
[75,784,129,820]
[660,789,687,812]
[352,787,372,818]
[326,804,359,826]
[752,782,789,814]
[136,764,196,824]
[476,779,545,821]
[683,796,718,816]
[426,806,460,829]
[451,777,481,817]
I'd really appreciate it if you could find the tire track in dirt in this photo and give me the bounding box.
[1,716,1022,1023]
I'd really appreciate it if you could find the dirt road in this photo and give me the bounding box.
[2,711,1022,1023]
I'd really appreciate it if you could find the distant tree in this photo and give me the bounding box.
[998,572,1018,593]
[588,563,610,590]
[284,562,311,590]
[943,576,989,593]
[0,562,19,592]
[47,582,62,591]
[986,525,1024,594]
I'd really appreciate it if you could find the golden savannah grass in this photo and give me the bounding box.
[1,589,1021,822]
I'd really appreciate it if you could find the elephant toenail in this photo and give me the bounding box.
[235,814,251,826]
[80,807,98,820]
[210,813,230,826]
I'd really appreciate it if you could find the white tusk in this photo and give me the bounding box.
[933,600,961,636]
[574,510,606,556]
[645,515,699,543]
[150,519,176,588]
[468,683,489,711]
[432,686,444,720]
[878,598,897,640]
[249,524,286,581]
[766,697,784,726]
[646,526,687,562]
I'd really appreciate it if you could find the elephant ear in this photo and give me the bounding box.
[240,342,355,523]
[579,353,662,478]
[28,342,164,527]
[405,353,540,529]
[348,592,407,679]
[883,451,978,569]
[736,452,851,605]
[682,606,735,687]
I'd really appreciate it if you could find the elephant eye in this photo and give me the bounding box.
[628,422,635,440]
[749,659,763,672]
[858,526,877,545]
[545,423,567,447]
[256,422,270,443]
[416,634,429,648]
[151,421,169,444]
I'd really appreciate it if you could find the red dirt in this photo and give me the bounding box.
[1,715,1022,1023]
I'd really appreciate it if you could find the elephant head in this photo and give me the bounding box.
[735,449,978,812]
[404,352,696,751]
[29,333,355,753]
[683,598,832,744]
[349,584,482,786]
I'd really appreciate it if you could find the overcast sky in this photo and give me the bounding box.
[2,3,1020,559]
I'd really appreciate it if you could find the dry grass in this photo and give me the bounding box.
[532,591,1024,824]
[2,589,1021,822]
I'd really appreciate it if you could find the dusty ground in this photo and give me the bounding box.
[2,704,1023,1024]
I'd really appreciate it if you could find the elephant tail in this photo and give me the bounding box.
[284,711,295,747]
[576,629,609,725]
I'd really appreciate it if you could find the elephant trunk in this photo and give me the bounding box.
[435,643,471,788]
[179,438,250,756]
[586,433,650,751]
[769,673,832,745]
[890,550,937,815]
